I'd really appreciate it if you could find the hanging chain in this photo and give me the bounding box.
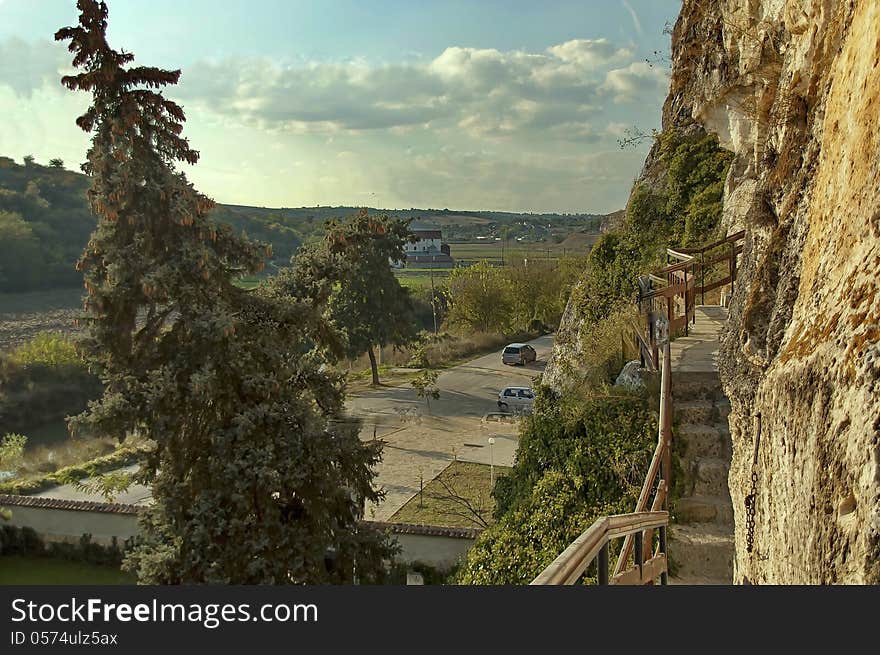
[744,413,761,553]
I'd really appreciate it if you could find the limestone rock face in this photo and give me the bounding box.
[670,0,880,584]
[544,0,879,583]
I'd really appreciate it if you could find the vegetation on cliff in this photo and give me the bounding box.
[456,391,656,584]
[459,130,732,584]
[573,129,732,325]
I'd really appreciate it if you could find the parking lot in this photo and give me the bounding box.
[346,334,554,520]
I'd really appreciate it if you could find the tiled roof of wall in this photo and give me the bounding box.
[0,494,482,539]
[0,494,141,515]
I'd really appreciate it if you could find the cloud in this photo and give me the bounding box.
[601,62,669,103]
[0,35,669,213]
[546,39,632,67]
[0,38,69,98]
[174,39,660,143]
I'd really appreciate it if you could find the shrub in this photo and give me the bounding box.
[9,332,81,369]
[568,129,732,326]
[457,391,656,584]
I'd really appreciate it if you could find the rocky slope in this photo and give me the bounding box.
[673,0,879,584]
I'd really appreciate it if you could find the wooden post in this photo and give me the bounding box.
[729,241,736,295]
[700,250,705,306]
[660,341,673,508]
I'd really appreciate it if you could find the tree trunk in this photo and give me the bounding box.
[367,346,380,386]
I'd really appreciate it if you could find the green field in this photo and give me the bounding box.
[0,556,135,585]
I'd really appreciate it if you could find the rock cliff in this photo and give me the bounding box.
[546,0,879,583]
[674,0,879,584]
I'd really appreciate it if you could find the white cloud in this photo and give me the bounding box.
[0,35,668,213]
[546,39,632,67]
[171,39,660,142]
[601,62,669,103]
[0,38,69,98]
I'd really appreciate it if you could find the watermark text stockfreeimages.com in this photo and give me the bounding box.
[10,597,318,630]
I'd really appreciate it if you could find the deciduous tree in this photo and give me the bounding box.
[446,261,513,333]
[287,209,417,386]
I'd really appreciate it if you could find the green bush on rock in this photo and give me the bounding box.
[457,391,656,584]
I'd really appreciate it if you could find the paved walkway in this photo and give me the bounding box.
[669,305,728,374]
[31,335,555,523]
[349,334,554,520]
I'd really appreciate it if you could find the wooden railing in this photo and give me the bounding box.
[637,230,744,366]
[530,511,668,585]
[531,230,743,586]
[531,338,673,586]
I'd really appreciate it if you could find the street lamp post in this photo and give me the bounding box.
[430,256,438,335]
[487,437,496,487]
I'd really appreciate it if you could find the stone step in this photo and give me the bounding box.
[693,457,732,498]
[672,495,734,525]
[676,424,731,459]
[676,400,716,425]
[668,523,734,584]
[672,378,723,402]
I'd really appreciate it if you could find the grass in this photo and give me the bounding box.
[390,461,511,529]
[0,555,135,584]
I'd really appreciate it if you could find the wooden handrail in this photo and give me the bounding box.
[530,511,669,585]
[532,230,743,587]
[614,339,672,576]
[675,229,746,254]
[638,230,744,342]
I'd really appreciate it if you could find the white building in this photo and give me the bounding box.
[404,229,454,267]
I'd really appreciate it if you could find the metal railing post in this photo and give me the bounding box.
[659,525,668,585]
[683,266,689,336]
[660,341,672,504]
[597,542,609,585]
[634,531,644,581]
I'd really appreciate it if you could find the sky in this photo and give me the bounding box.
[0,0,681,213]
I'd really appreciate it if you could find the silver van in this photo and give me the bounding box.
[502,343,537,366]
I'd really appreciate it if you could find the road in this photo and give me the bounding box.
[347,334,554,520]
[34,334,554,521]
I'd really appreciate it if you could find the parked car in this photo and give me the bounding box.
[497,386,535,412]
[502,343,537,366]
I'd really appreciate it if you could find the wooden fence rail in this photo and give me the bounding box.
[531,230,743,586]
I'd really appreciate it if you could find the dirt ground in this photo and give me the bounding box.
[0,289,84,351]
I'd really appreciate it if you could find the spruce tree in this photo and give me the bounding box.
[57,0,392,584]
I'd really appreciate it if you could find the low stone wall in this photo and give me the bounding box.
[0,495,478,570]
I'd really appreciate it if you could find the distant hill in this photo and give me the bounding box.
[0,155,615,293]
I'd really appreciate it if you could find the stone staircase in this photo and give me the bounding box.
[666,308,735,584]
